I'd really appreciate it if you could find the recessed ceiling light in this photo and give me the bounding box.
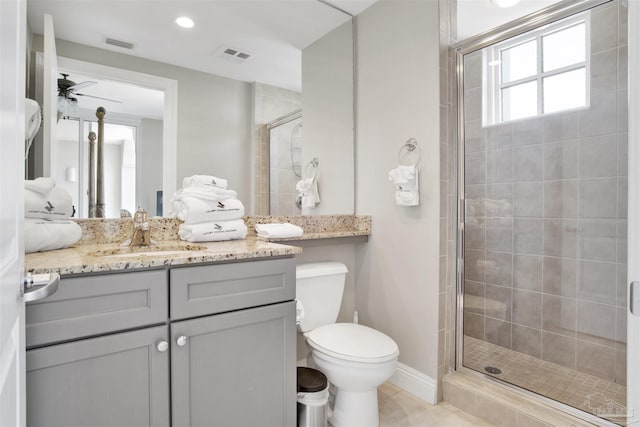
[175,16,194,28]
[490,0,521,7]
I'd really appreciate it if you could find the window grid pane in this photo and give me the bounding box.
[542,23,586,72]
[500,39,537,84]
[501,81,538,121]
[543,68,586,113]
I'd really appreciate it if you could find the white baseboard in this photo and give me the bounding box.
[388,362,438,405]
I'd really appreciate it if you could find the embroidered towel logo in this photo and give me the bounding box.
[214,223,223,230]
[211,178,217,186]
[44,201,55,212]
[217,201,225,208]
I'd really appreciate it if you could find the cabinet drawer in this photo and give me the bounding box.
[170,257,295,320]
[26,269,167,348]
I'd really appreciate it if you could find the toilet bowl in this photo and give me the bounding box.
[296,262,399,427]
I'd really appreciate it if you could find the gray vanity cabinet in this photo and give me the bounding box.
[26,325,170,427]
[25,257,296,427]
[171,301,296,426]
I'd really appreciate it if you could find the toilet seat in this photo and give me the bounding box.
[306,323,399,363]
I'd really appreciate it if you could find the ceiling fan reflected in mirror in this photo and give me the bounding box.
[57,73,122,120]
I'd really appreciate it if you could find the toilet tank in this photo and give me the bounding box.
[296,262,348,333]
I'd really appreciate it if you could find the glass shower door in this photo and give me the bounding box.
[459,1,628,424]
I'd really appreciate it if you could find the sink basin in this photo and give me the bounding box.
[90,244,208,259]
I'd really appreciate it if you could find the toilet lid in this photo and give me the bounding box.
[306,323,399,363]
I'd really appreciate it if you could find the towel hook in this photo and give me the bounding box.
[398,138,420,166]
[305,157,319,181]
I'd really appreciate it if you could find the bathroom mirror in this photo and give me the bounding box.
[25,0,355,218]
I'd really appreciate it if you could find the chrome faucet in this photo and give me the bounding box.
[129,208,152,246]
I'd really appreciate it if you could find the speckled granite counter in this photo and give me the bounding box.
[25,215,370,275]
[25,237,301,276]
[248,215,371,241]
[72,215,371,244]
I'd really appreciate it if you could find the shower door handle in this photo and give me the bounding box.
[630,281,640,316]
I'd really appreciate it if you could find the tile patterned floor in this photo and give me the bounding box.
[464,336,627,425]
[377,382,494,427]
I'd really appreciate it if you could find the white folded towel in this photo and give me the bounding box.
[183,175,228,190]
[25,187,74,219]
[388,165,419,206]
[176,197,245,224]
[296,178,320,208]
[173,187,237,202]
[168,187,238,217]
[25,177,55,195]
[255,223,304,239]
[178,219,247,242]
[24,218,82,253]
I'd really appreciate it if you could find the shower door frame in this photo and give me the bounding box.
[453,0,636,424]
[265,109,302,215]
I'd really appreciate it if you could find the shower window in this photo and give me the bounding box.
[485,13,590,125]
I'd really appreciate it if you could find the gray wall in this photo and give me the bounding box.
[354,0,442,382]
[462,1,628,384]
[31,35,252,204]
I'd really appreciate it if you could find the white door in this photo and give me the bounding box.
[0,0,26,426]
[629,1,640,425]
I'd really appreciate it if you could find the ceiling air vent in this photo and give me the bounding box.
[215,46,252,63]
[104,37,135,50]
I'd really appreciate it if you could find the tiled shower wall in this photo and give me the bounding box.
[268,117,302,216]
[462,0,628,385]
[439,0,457,400]
[252,83,301,215]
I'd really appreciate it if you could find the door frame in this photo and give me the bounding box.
[453,0,631,425]
[0,0,27,425]
[626,0,639,424]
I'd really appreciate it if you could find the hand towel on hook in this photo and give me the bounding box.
[296,158,320,208]
[388,164,419,206]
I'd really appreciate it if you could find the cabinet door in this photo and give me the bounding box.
[172,302,296,427]
[26,326,170,427]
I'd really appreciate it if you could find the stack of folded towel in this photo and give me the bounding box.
[170,175,247,242]
[388,165,419,206]
[24,177,82,253]
[255,223,304,239]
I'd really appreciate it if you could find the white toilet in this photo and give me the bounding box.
[296,262,399,427]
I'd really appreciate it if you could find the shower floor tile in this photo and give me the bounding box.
[464,336,627,425]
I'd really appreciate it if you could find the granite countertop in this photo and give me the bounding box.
[25,238,302,276]
[247,215,371,242]
[257,229,370,241]
[25,215,370,276]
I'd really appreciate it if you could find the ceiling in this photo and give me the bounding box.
[28,0,376,120]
